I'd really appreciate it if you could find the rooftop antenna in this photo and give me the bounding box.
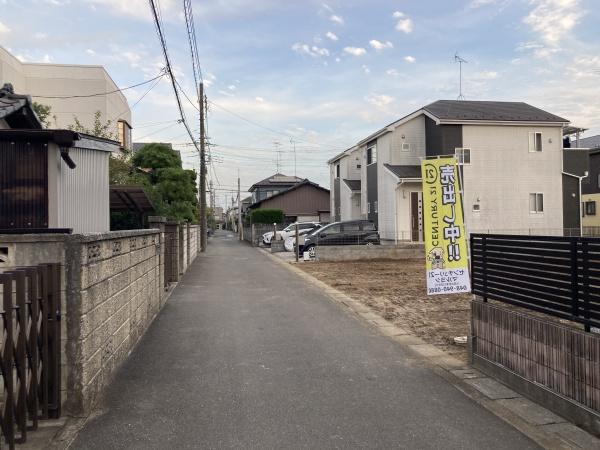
[455,52,468,100]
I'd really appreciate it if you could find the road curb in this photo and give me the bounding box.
[261,249,598,449]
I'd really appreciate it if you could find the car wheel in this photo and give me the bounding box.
[307,245,316,258]
[365,242,374,247]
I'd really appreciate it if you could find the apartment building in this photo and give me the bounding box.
[0,46,132,149]
[329,100,569,241]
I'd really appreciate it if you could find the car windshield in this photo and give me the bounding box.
[307,223,334,237]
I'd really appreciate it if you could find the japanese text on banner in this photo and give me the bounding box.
[421,157,471,295]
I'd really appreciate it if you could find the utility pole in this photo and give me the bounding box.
[209,179,214,211]
[237,173,242,240]
[199,82,207,252]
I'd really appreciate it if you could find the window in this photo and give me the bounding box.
[529,193,544,213]
[586,201,596,216]
[335,164,340,178]
[455,148,471,165]
[597,174,600,189]
[117,120,132,150]
[343,223,360,232]
[402,143,410,152]
[473,203,481,212]
[528,132,543,152]
[374,201,378,213]
[357,164,361,169]
[367,202,371,213]
[367,146,377,165]
[322,224,340,235]
[362,222,376,231]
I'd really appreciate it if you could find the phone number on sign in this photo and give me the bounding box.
[428,285,469,294]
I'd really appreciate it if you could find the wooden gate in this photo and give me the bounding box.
[0,263,61,449]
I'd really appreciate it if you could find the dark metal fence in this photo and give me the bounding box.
[470,234,600,331]
[0,263,62,449]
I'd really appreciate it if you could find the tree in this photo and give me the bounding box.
[32,102,54,128]
[68,110,117,140]
[110,143,199,225]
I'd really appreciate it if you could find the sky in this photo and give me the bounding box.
[1,0,599,208]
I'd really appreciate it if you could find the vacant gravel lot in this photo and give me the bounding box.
[298,259,472,362]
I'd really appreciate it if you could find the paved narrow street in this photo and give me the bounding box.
[71,231,538,449]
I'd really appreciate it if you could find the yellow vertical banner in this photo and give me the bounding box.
[421,157,471,295]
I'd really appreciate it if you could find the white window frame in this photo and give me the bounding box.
[529,192,544,214]
[366,145,377,166]
[335,163,340,179]
[528,132,543,152]
[455,148,471,165]
[472,203,481,212]
[401,142,410,152]
[367,202,371,213]
[374,201,378,213]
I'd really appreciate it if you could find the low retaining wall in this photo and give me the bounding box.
[471,299,600,436]
[0,223,200,416]
[315,244,424,261]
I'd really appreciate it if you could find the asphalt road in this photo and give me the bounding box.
[71,231,538,449]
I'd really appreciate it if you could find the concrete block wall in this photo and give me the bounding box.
[64,230,163,414]
[315,244,424,262]
[189,225,199,261]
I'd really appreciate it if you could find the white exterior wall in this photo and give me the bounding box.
[48,145,111,233]
[378,166,398,240]
[329,163,336,218]
[359,144,368,218]
[0,46,130,131]
[462,124,564,234]
[396,182,422,241]
[390,115,426,165]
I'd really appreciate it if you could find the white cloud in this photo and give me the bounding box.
[361,65,370,75]
[322,3,333,13]
[369,39,393,51]
[335,57,341,62]
[523,0,583,45]
[386,69,399,76]
[330,14,344,25]
[121,50,142,68]
[343,46,367,56]
[404,55,416,63]
[473,70,498,80]
[218,90,234,97]
[0,21,10,34]
[325,31,338,41]
[366,94,394,108]
[85,49,96,55]
[469,0,497,7]
[393,11,413,33]
[255,96,265,103]
[292,43,330,58]
[41,54,53,63]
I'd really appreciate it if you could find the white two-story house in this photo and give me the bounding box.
[328,146,362,222]
[329,100,570,241]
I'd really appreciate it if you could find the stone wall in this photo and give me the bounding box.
[315,244,424,261]
[65,230,162,414]
[0,221,201,416]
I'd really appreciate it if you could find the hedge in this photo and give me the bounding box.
[250,209,284,224]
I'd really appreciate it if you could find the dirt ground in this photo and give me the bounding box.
[298,259,471,362]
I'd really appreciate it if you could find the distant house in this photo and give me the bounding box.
[0,84,119,233]
[582,150,600,232]
[248,173,303,203]
[573,134,600,150]
[329,100,570,241]
[248,179,330,223]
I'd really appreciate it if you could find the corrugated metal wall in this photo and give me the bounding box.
[0,141,48,228]
[56,147,110,233]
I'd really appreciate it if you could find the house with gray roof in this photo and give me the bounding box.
[329,100,570,241]
[248,173,304,203]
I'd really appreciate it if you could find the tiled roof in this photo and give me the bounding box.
[249,173,304,191]
[0,83,41,129]
[423,100,568,123]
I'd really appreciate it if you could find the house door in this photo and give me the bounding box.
[410,192,423,242]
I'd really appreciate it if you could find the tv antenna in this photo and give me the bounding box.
[455,52,468,100]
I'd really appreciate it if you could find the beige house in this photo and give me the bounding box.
[329,100,570,241]
[0,46,131,149]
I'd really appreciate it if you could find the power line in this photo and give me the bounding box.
[31,70,166,99]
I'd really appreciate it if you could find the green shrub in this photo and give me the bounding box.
[250,209,284,224]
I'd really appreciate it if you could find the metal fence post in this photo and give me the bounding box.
[295,224,299,262]
[570,238,579,319]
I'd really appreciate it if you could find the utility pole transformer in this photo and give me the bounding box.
[199,82,207,252]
